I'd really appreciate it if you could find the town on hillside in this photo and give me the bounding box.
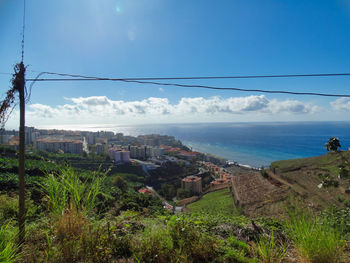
[1,126,251,210]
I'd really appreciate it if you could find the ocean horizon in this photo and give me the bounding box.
[37,121,350,168]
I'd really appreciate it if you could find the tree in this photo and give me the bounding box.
[176,188,190,199]
[325,137,341,152]
[112,175,128,191]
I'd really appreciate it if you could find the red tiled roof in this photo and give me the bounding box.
[182,176,201,182]
[138,188,153,194]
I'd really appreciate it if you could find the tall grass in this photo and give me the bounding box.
[286,205,345,263]
[40,166,108,215]
[255,232,287,263]
[0,222,21,262]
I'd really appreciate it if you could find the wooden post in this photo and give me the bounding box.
[18,62,26,244]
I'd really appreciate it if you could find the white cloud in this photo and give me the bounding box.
[268,99,320,114]
[36,95,317,117]
[330,98,350,112]
[4,95,322,128]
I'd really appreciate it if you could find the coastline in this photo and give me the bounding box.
[31,121,350,168]
[182,141,262,170]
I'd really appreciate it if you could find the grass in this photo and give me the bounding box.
[255,232,287,263]
[40,166,109,216]
[0,222,21,262]
[285,205,345,263]
[270,151,350,175]
[2,148,350,262]
[187,188,240,217]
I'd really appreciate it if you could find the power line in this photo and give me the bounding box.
[26,71,350,82]
[24,71,350,98]
[120,79,350,98]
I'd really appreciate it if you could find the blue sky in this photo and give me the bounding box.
[1,0,350,129]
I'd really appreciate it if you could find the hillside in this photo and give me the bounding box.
[269,151,350,211]
[2,147,350,262]
[188,151,350,219]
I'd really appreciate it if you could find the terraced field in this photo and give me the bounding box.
[187,188,241,217]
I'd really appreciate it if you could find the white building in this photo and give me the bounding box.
[25,126,35,145]
[129,145,164,159]
[35,139,83,154]
[109,147,131,164]
[95,143,107,155]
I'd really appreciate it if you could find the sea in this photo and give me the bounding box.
[42,122,350,168]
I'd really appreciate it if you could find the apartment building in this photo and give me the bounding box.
[181,175,202,194]
[35,138,83,154]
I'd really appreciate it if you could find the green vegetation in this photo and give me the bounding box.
[1,148,350,262]
[188,188,241,217]
[260,167,268,178]
[254,232,287,263]
[0,222,21,262]
[270,151,350,176]
[286,205,345,263]
[269,150,350,214]
[40,167,108,216]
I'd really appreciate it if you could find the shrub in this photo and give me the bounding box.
[112,175,128,191]
[43,207,132,263]
[132,224,174,263]
[167,216,222,262]
[0,195,17,224]
[176,188,191,199]
[222,236,254,263]
[0,194,40,225]
[339,167,349,179]
[260,167,268,178]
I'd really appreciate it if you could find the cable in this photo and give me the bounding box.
[26,72,46,103]
[120,79,350,98]
[26,71,350,81]
[25,72,350,97]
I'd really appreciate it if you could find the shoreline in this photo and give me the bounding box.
[183,141,263,170]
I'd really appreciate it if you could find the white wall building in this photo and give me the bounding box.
[35,139,83,154]
[109,147,131,164]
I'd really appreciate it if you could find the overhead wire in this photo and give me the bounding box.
[24,71,350,98]
[26,71,350,81]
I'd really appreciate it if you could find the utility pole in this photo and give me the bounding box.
[15,62,26,244]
